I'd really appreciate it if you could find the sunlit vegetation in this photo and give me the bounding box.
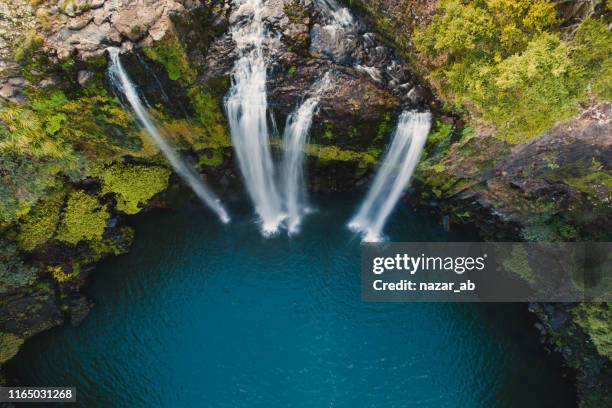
[56,191,110,245]
[143,33,230,143]
[573,303,612,359]
[17,190,65,251]
[97,163,171,215]
[414,0,611,142]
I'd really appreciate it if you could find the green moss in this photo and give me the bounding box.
[323,122,334,140]
[198,150,225,167]
[87,226,134,263]
[375,113,394,142]
[305,144,377,168]
[284,1,308,24]
[501,244,536,284]
[0,332,24,364]
[188,88,228,138]
[56,191,110,245]
[97,163,171,215]
[287,66,297,75]
[573,303,612,359]
[143,34,196,83]
[13,30,44,63]
[566,160,612,197]
[17,190,65,251]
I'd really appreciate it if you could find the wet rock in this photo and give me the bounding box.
[77,70,94,86]
[68,296,91,327]
[310,23,357,64]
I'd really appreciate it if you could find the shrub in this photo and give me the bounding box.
[414,0,611,142]
[17,191,65,251]
[97,163,171,214]
[56,191,110,245]
[573,303,612,359]
[0,240,37,292]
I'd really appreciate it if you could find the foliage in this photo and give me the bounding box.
[48,265,76,283]
[0,332,24,364]
[87,226,134,263]
[0,82,149,224]
[573,303,612,359]
[501,244,536,284]
[414,0,611,141]
[143,34,196,83]
[305,144,377,167]
[0,239,37,292]
[97,163,171,214]
[570,18,612,99]
[56,191,110,245]
[198,150,225,167]
[13,30,44,63]
[565,159,612,197]
[143,32,230,149]
[375,113,394,142]
[188,88,229,142]
[17,190,65,251]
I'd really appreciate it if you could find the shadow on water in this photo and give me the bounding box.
[7,193,576,408]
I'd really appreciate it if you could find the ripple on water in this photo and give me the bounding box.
[7,194,575,408]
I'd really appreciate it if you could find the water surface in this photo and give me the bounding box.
[9,194,574,407]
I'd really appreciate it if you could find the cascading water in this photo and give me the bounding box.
[312,0,358,64]
[225,0,285,235]
[107,48,230,224]
[349,111,432,242]
[281,74,332,235]
[317,0,356,28]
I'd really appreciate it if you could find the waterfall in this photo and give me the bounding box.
[281,74,332,235]
[225,0,285,235]
[349,111,431,242]
[107,48,230,224]
[317,0,356,28]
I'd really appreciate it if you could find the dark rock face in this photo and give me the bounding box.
[0,285,63,339]
[418,103,611,241]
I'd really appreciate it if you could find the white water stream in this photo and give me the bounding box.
[108,48,230,223]
[281,74,332,235]
[225,0,285,235]
[349,111,431,242]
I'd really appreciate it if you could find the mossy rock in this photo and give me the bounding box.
[0,332,24,364]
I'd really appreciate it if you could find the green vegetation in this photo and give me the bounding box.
[13,30,44,63]
[97,163,171,215]
[0,332,24,364]
[573,303,612,359]
[198,150,225,167]
[565,159,612,197]
[0,239,37,292]
[501,244,536,284]
[414,0,611,142]
[17,190,65,251]
[143,35,197,83]
[375,113,394,142]
[305,144,377,168]
[144,33,230,145]
[323,122,334,140]
[56,191,110,245]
